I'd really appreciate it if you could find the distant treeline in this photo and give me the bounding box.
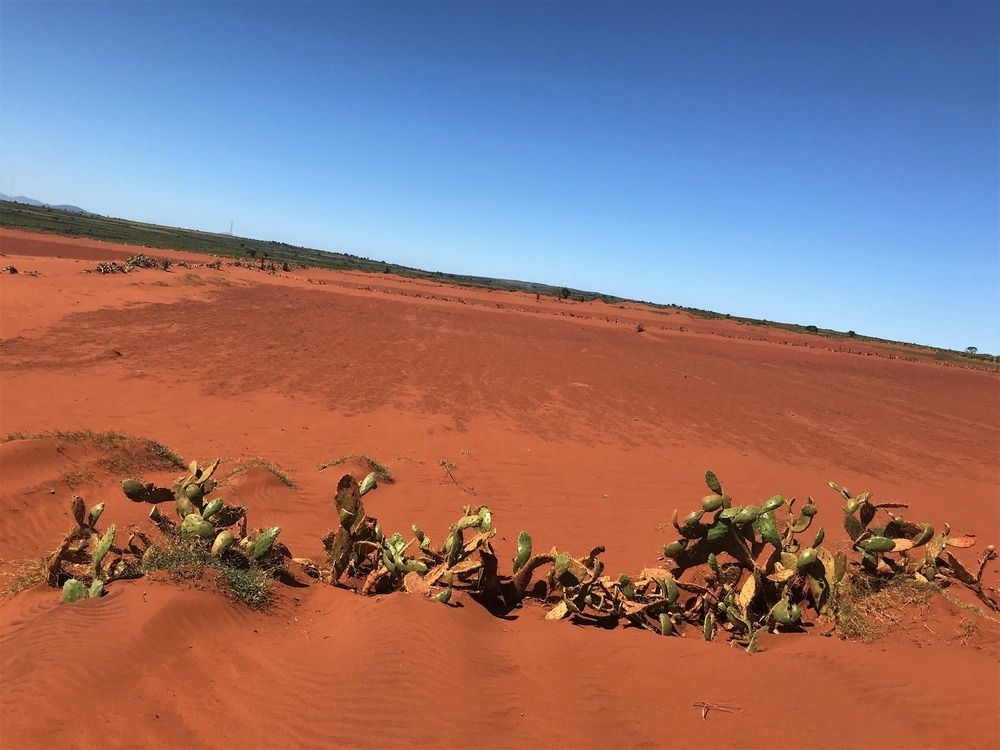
[1,200,994,364]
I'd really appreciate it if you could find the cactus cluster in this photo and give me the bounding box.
[832,482,996,607]
[136,459,285,570]
[40,458,996,644]
[322,473,497,602]
[44,457,287,603]
[50,496,149,604]
[316,469,996,649]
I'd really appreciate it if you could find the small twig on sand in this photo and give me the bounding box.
[693,702,744,721]
[441,463,475,495]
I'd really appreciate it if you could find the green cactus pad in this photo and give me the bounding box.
[513,531,532,573]
[859,536,895,554]
[201,498,223,520]
[92,525,116,570]
[705,470,723,495]
[706,521,730,542]
[659,612,672,636]
[181,514,215,539]
[251,526,282,559]
[663,540,687,559]
[88,579,104,598]
[176,495,198,521]
[211,530,235,555]
[358,472,379,496]
[912,524,934,547]
[771,600,801,626]
[618,573,636,600]
[121,479,148,501]
[796,548,818,568]
[663,576,679,605]
[762,495,785,513]
[87,503,105,527]
[62,579,88,604]
[754,512,781,547]
[684,510,705,527]
[184,482,205,506]
[844,514,865,541]
[733,506,760,525]
[702,494,725,512]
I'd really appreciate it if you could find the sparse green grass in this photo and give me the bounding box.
[141,533,273,607]
[218,458,295,488]
[318,454,393,482]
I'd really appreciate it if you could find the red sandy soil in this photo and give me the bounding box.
[1,227,998,749]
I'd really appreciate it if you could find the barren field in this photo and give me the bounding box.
[1,228,998,749]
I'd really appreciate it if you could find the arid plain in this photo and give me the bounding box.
[1,228,998,749]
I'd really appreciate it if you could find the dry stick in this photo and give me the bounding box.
[441,464,475,495]
[693,702,744,721]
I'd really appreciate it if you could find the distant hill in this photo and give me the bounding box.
[0,194,92,215]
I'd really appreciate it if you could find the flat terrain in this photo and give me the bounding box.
[2,228,998,749]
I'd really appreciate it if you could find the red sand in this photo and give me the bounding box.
[2,228,998,749]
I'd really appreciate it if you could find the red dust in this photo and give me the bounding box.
[1,228,998,749]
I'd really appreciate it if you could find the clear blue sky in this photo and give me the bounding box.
[2,1,997,352]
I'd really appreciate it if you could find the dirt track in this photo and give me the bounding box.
[2,228,998,749]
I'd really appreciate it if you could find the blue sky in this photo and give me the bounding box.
[2,1,997,352]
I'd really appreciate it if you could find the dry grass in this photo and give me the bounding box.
[0,558,48,597]
[318,454,393,482]
[835,574,938,642]
[217,458,296,488]
[1,429,185,471]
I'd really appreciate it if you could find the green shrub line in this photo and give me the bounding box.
[23,451,996,649]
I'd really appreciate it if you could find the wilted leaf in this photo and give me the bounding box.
[945,536,977,549]
[545,601,571,620]
[402,571,431,596]
[737,574,756,614]
[767,566,797,583]
[942,550,977,585]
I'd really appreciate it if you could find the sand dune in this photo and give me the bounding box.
[1,228,998,748]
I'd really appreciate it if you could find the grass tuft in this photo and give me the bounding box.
[218,458,295,488]
[318,454,393,482]
[835,574,938,642]
[0,429,186,470]
[0,558,48,596]
[141,533,273,608]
